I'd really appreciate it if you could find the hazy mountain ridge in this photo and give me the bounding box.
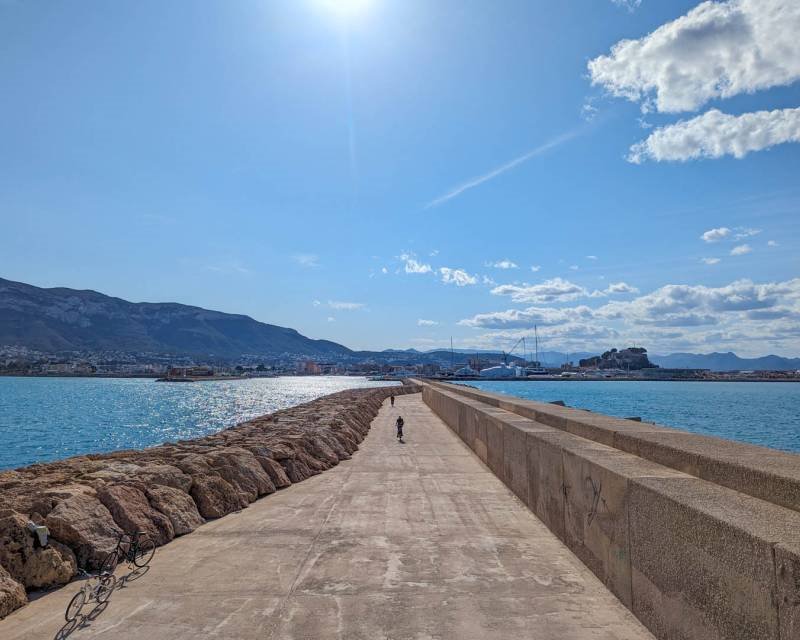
[650,352,800,372]
[0,278,352,358]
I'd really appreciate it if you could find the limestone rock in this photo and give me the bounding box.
[97,484,174,546]
[205,448,275,501]
[190,474,247,519]
[259,457,291,489]
[0,510,76,589]
[0,565,26,619]
[146,485,204,536]
[45,494,123,569]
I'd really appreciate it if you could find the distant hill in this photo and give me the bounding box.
[0,277,352,359]
[650,352,800,372]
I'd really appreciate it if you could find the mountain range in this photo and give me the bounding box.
[1,277,798,370]
[0,277,350,359]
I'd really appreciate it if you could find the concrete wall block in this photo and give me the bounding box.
[776,543,800,640]
[526,432,567,541]
[503,422,530,504]
[484,413,505,480]
[473,411,489,463]
[628,477,800,640]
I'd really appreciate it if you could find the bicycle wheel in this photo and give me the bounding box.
[96,574,117,603]
[100,550,119,575]
[133,537,155,567]
[65,590,85,622]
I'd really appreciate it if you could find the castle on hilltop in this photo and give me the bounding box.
[579,347,657,371]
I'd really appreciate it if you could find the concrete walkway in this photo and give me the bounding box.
[0,394,653,639]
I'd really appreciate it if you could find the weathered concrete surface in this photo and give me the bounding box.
[0,394,653,640]
[0,385,418,614]
[430,380,800,514]
[422,381,800,640]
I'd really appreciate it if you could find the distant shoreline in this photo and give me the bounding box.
[445,376,800,383]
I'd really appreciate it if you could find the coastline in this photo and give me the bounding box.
[0,382,419,618]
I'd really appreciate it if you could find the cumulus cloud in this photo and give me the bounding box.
[701,227,732,243]
[735,227,762,239]
[530,265,541,272]
[440,267,478,287]
[491,278,587,303]
[589,0,800,114]
[328,301,365,310]
[400,253,433,274]
[460,305,596,330]
[628,107,800,163]
[461,277,800,355]
[702,257,722,265]
[417,319,439,326]
[730,243,753,255]
[487,259,518,270]
[768,240,779,247]
[605,282,640,295]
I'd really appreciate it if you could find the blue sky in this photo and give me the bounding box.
[2,0,799,356]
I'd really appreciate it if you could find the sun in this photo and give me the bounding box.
[316,0,373,18]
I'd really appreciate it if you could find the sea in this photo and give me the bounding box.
[458,380,800,454]
[0,376,399,470]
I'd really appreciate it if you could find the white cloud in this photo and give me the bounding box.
[460,277,800,355]
[491,278,587,304]
[293,254,319,268]
[439,267,477,287]
[381,267,388,274]
[417,319,439,326]
[735,227,762,239]
[487,259,519,270]
[530,265,541,272]
[589,0,800,114]
[313,300,322,307]
[730,243,753,255]
[460,305,596,330]
[400,253,433,274]
[569,265,579,271]
[424,129,581,208]
[629,108,800,163]
[606,282,640,295]
[586,255,598,260]
[482,275,497,286]
[701,227,732,243]
[702,257,722,265]
[327,317,336,322]
[328,301,365,310]
[768,240,779,247]
[611,0,641,11]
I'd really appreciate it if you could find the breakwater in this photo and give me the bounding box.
[419,379,800,640]
[0,384,419,618]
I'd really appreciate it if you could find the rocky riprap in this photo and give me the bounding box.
[0,384,418,618]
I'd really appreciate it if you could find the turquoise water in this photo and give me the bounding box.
[458,381,800,453]
[0,376,399,470]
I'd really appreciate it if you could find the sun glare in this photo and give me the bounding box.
[317,0,373,18]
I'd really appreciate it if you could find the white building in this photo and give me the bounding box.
[479,364,522,378]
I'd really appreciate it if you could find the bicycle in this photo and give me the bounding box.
[100,530,156,575]
[64,570,117,623]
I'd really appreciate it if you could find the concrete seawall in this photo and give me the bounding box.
[417,379,800,640]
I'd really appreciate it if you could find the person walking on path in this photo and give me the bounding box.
[390,394,395,407]
[395,415,404,443]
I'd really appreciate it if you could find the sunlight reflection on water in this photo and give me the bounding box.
[0,376,398,469]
